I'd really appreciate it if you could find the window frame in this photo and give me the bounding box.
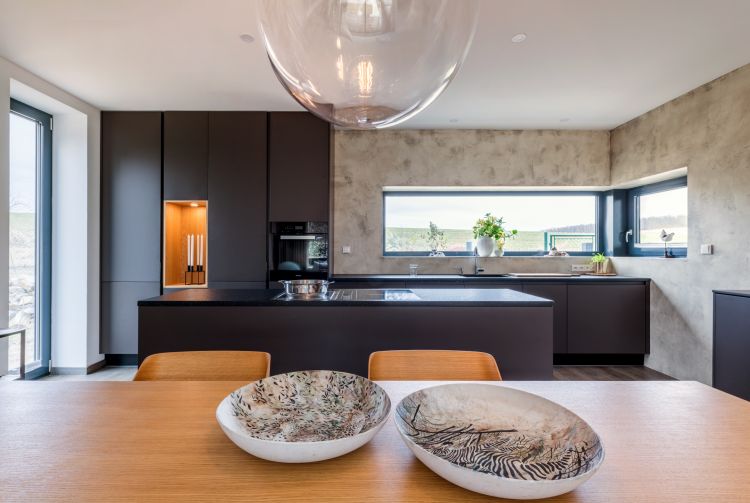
[626,176,687,257]
[382,190,603,257]
[9,98,53,379]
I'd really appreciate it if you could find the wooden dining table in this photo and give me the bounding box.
[1,380,749,502]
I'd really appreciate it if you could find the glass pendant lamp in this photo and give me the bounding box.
[257,0,480,129]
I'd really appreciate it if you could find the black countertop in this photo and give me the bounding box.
[332,274,651,283]
[714,290,750,298]
[138,288,554,307]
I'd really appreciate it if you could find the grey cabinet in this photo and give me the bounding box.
[567,284,648,354]
[713,291,750,400]
[207,112,268,285]
[268,112,330,222]
[101,112,162,282]
[101,282,160,354]
[101,112,162,355]
[164,112,208,200]
[524,283,568,353]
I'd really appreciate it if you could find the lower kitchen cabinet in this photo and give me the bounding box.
[524,283,568,353]
[567,283,648,354]
[713,291,750,401]
[101,282,160,354]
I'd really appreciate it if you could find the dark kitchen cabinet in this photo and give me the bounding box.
[524,283,568,353]
[713,291,750,401]
[164,111,208,200]
[101,112,162,354]
[268,112,330,222]
[207,112,268,285]
[567,284,648,354]
[101,281,160,353]
[101,112,162,282]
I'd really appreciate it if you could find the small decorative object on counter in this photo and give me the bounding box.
[422,221,447,257]
[660,229,676,258]
[591,252,609,274]
[472,213,517,257]
[547,246,569,257]
[185,233,206,285]
[408,264,420,277]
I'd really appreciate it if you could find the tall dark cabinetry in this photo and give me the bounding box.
[713,291,750,401]
[101,112,162,354]
[268,112,330,222]
[163,112,208,200]
[208,112,268,287]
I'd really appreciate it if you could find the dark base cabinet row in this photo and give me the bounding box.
[713,291,750,401]
[332,280,650,355]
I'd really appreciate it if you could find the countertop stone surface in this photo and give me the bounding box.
[332,274,651,283]
[139,287,554,307]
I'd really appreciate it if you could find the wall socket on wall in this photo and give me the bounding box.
[571,264,594,273]
[342,245,352,254]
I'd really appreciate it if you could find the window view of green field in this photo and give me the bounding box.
[384,194,597,254]
[8,112,38,373]
[638,187,688,245]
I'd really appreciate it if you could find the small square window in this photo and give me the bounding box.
[627,178,687,256]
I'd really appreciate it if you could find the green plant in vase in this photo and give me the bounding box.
[591,252,609,274]
[422,221,447,256]
[472,213,518,257]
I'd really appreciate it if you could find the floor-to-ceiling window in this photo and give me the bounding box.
[8,99,52,378]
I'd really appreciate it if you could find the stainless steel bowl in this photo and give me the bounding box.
[278,279,334,296]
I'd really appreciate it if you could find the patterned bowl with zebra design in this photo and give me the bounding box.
[395,383,604,500]
[216,370,391,463]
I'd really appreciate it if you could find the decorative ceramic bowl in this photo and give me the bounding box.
[394,384,604,500]
[216,370,391,463]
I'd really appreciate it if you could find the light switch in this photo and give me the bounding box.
[342,245,352,254]
[700,244,714,255]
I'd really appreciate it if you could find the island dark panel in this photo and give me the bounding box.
[138,304,553,379]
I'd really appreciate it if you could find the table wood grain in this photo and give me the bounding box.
[1,380,749,502]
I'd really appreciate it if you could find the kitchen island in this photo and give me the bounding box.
[138,288,554,379]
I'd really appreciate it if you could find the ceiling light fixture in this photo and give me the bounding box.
[449,118,459,123]
[239,33,255,44]
[256,0,480,129]
[560,118,571,123]
[511,33,527,44]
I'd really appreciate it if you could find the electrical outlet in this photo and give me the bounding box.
[342,245,352,254]
[571,264,594,273]
[700,244,714,255]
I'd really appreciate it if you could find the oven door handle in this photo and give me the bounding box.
[280,235,318,240]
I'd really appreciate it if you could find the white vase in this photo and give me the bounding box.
[475,237,495,257]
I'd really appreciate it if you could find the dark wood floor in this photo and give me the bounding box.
[553,366,674,381]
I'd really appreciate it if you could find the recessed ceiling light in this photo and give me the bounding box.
[511,33,527,44]
[560,118,571,123]
[239,33,255,44]
[449,118,459,123]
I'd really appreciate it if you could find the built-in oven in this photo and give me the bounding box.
[269,222,329,280]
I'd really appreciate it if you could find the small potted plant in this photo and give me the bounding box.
[591,252,609,274]
[472,213,518,257]
[422,221,447,257]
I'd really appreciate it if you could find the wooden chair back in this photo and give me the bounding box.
[133,351,271,382]
[368,350,502,381]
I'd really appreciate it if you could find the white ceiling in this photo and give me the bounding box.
[1,0,749,129]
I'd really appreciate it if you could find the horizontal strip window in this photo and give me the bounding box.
[383,191,600,257]
[626,177,687,257]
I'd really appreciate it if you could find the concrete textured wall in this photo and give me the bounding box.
[332,129,610,274]
[610,64,750,383]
